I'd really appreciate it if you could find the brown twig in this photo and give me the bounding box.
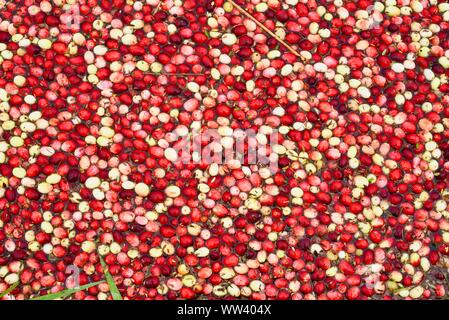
[227,0,305,62]
[152,1,162,15]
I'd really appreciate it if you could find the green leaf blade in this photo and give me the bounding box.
[0,281,20,299]
[99,255,123,300]
[30,281,105,300]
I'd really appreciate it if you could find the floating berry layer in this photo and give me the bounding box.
[0,0,449,300]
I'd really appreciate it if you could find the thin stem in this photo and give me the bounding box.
[153,1,162,15]
[227,0,305,62]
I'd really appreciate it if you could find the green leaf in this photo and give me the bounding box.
[30,281,105,300]
[0,281,19,298]
[99,255,123,300]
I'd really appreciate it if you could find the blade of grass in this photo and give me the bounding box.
[99,255,123,300]
[0,281,20,299]
[30,280,105,300]
[227,0,305,62]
